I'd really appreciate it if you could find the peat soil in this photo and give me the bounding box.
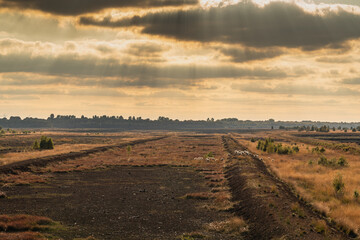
[0,165,233,239]
[222,135,349,240]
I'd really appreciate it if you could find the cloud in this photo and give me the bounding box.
[310,0,360,7]
[342,77,360,84]
[80,1,360,50]
[0,0,198,16]
[0,52,288,89]
[218,46,284,62]
[232,83,360,96]
[0,12,118,42]
[316,56,355,63]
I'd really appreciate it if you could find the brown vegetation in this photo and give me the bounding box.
[235,130,360,236]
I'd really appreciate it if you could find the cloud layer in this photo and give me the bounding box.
[0,0,198,15]
[81,2,360,50]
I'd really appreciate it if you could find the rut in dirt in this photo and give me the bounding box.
[222,135,349,240]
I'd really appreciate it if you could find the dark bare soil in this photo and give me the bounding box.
[222,136,349,240]
[0,166,231,239]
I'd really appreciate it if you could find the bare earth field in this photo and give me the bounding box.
[0,130,358,239]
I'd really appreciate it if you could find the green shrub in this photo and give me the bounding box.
[333,173,345,195]
[205,152,215,158]
[337,157,348,167]
[257,138,294,155]
[33,140,40,150]
[126,145,132,153]
[354,190,359,200]
[318,156,348,168]
[34,136,54,150]
[292,146,300,153]
[312,146,325,154]
[318,156,328,166]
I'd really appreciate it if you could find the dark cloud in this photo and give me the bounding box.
[80,2,360,50]
[218,47,284,62]
[0,0,198,16]
[342,77,360,84]
[0,53,287,89]
[125,42,169,57]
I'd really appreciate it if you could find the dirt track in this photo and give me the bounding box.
[222,135,349,240]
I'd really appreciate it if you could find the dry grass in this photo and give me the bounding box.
[0,172,48,186]
[0,215,53,231]
[0,232,44,240]
[0,214,64,240]
[184,192,212,200]
[206,217,248,235]
[0,144,107,166]
[235,131,360,235]
[0,130,158,166]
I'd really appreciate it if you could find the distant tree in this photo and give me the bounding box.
[318,125,329,132]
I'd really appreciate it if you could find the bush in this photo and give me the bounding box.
[318,156,328,166]
[292,146,300,153]
[337,157,348,167]
[34,136,54,150]
[257,138,294,155]
[318,156,348,168]
[312,146,325,154]
[33,140,40,150]
[354,190,359,200]
[333,173,345,195]
[205,152,215,158]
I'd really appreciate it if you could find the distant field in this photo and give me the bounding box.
[295,132,360,144]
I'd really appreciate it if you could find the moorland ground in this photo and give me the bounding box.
[0,130,359,239]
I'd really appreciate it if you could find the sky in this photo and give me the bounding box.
[1,0,360,121]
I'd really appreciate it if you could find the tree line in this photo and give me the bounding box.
[0,115,359,130]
